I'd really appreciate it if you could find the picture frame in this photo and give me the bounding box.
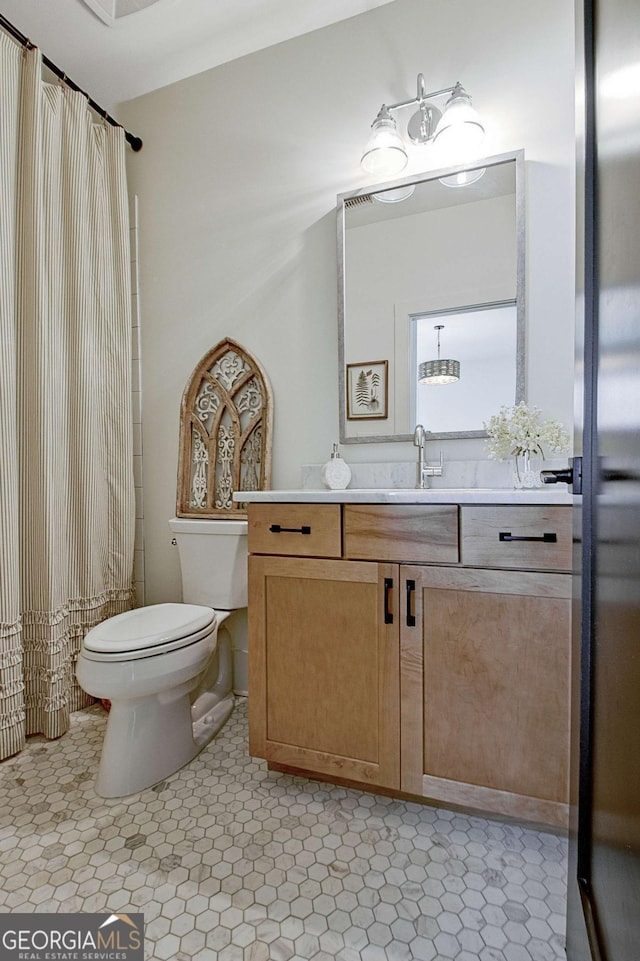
[346,360,389,420]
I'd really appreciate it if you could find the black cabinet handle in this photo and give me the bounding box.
[406,579,416,627]
[384,578,394,625]
[499,531,557,543]
[269,524,311,535]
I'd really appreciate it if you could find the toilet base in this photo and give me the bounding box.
[83,612,237,798]
[96,689,235,798]
[193,691,234,749]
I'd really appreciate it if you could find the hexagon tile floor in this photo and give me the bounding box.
[0,699,568,961]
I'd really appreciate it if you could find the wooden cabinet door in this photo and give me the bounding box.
[400,565,571,826]
[249,555,400,789]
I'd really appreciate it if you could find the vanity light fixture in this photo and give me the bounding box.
[361,74,484,177]
[418,325,461,385]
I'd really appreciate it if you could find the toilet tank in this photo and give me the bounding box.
[168,517,248,609]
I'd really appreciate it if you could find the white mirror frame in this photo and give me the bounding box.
[337,150,526,444]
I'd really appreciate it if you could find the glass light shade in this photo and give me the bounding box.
[433,85,485,155]
[439,167,486,188]
[373,184,416,204]
[418,358,461,385]
[361,107,408,176]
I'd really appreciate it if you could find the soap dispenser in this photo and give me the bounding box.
[322,443,351,490]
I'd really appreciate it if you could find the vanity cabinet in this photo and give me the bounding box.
[398,505,572,826]
[400,565,571,826]
[248,500,572,827]
[248,504,399,788]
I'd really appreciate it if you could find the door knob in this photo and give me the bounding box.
[541,468,573,484]
[540,456,582,493]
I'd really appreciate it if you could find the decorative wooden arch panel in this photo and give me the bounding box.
[177,338,273,518]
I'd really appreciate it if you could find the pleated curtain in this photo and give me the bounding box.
[0,36,135,760]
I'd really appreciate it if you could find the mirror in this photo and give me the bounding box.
[337,151,525,443]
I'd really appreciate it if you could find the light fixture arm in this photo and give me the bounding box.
[385,74,457,113]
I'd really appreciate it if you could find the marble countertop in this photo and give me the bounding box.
[233,488,573,505]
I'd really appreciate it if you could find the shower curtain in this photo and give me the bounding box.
[0,36,135,760]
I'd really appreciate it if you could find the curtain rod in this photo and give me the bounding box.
[0,12,143,152]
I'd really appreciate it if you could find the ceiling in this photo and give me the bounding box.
[0,0,397,112]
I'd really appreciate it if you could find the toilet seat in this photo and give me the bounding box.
[81,603,217,662]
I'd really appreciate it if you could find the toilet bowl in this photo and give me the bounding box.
[76,517,248,797]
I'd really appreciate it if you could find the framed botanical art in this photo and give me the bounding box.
[346,360,389,420]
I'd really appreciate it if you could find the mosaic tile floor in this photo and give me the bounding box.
[0,699,568,961]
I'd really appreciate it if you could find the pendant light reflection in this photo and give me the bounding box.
[418,325,460,385]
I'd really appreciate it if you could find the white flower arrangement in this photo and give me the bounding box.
[484,402,570,461]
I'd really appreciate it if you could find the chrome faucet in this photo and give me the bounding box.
[413,424,444,489]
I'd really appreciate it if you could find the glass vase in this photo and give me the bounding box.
[513,451,541,489]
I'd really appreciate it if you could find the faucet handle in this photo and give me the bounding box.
[425,450,444,476]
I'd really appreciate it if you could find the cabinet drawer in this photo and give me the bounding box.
[248,503,342,557]
[460,505,572,571]
[343,504,459,563]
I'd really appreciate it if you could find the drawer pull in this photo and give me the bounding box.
[406,579,416,627]
[384,577,394,625]
[499,531,557,543]
[269,524,311,535]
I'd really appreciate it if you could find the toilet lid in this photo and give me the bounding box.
[83,603,216,654]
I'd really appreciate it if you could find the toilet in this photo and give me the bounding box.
[76,517,248,798]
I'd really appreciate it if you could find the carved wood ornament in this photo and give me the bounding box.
[177,338,273,518]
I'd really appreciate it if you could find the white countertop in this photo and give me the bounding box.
[233,488,573,505]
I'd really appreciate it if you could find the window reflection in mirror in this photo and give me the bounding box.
[338,151,524,443]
